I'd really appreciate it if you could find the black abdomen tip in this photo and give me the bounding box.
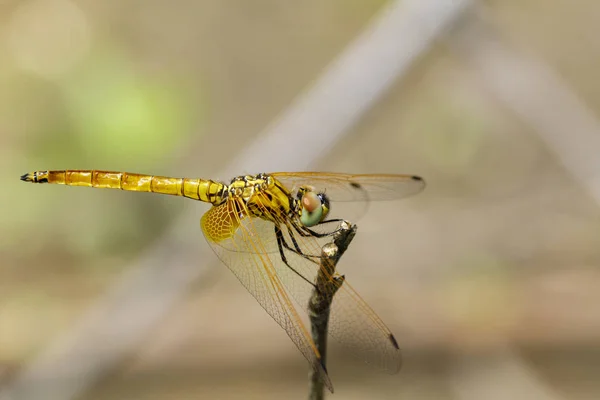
[20,172,46,183]
[20,173,33,182]
[411,175,423,181]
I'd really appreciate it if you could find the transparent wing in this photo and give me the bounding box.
[212,208,335,256]
[200,198,333,392]
[250,191,403,373]
[271,172,425,202]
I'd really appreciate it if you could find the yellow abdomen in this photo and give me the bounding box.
[20,170,226,205]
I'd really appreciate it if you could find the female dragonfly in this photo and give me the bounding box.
[21,170,425,391]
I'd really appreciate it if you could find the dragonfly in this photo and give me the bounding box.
[20,169,425,391]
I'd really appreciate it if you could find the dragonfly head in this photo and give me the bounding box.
[299,189,330,227]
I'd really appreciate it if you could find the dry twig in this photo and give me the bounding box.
[308,221,357,400]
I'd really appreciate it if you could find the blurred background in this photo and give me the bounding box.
[1,0,599,399]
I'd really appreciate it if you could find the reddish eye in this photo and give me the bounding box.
[302,192,320,212]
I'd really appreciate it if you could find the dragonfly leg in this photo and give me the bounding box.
[288,225,305,254]
[275,226,318,289]
[320,218,345,225]
[283,224,321,262]
[290,220,321,238]
[292,218,343,239]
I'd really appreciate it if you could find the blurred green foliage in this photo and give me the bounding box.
[61,47,196,169]
[2,44,203,262]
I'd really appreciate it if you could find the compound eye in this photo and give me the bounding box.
[300,191,323,227]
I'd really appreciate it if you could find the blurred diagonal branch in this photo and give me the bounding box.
[0,1,470,399]
[308,221,356,400]
[446,6,599,400]
[452,10,600,204]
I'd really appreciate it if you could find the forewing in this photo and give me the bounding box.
[272,237,402,373]
[252,191,403,373]
[271,172,425,202]
[200,198,333,391]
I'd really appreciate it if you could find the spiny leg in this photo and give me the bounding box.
[275,226,318,289]
[291,218,344,239]
[305,219,345,238]
[282,224,322,262]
